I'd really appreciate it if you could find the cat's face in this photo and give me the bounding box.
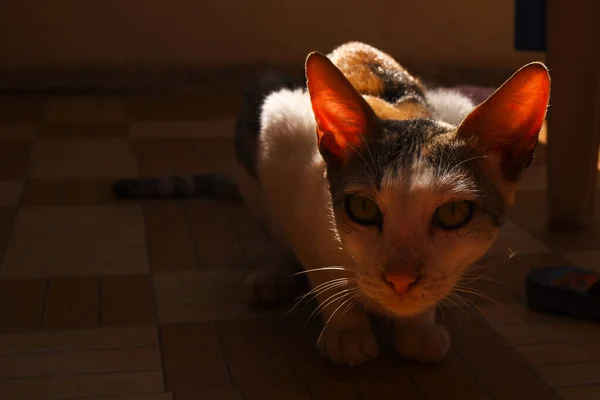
[327,119,504,316]
[305,52,550,317]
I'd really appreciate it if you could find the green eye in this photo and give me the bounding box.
[345,195,382,226]
[434,200,473,230]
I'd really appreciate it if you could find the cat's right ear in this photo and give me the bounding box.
[305,52,377,167]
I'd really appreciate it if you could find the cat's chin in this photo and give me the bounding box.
[361,292,435,318]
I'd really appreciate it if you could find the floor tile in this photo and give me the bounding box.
[144,203,198,271]
[308,381,358,400]
[44,96,127,123]
[131,119,234,137]
[409,352,490,399]
[81,395,173,400]
[478,301,567,326]
[555,385,600,400]
[0,96,45,122]
[0,279,46,333]
[154,270,279,323]
[0,138,32,180]
[0,181,24,206]
[495,320,600,345]
[175,389,241,400]
[101,275,156,326]
[0,370,164,400]
[42,277,99,330]
[0,123,37,138]
[484,221,551,258]
[31,138,137,178]
[40,122,129,138]
[2,206,148,278]
[128,95,239,121]
[242,384,311,400]
[218,319,294,387]
[355,377,422,399]
[564,250,600,272]
[537,361,600,386]
[0,326,157,355]
[516,341,600,366]
[441,312,524,370]
[187,202,245,269]
[159,322,230,392]
[21,179,117,206]
[0,346,161,379]
[476,365,558,400]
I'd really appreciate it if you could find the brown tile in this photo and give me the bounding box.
[516,341,600,366]
[21,179,117,206]
[0,326,158,355]
[0,181,23,206]
[409,352,490,399]
[31,138,137,178]
[0,96,45,122]
[42,277,99,330]
[219,319,294,387]
[355,377,422,399]
[0,346,161,379]
[154,270,278,324]
[160,322,230,392]
[484,221,551,258]
[44,96,127,123]
[84,396,173,400]
[229,206,273,269]
[496,320,600,345]
[308,381,358,400]
[556,385,600,400]
[441,312,524,370]
[0,279,46,333]
[2,206,148,278]
[0,123,37,138]
[276,317,350,385]
[479,301,566,326]
[188,202,245,269]
[132,137,232,176]
[565,251,600,272]
[128,95,240,121]
[40,122,129,137]
[131,119,234,138]
[0,370,164,400]
[144,203,197,271]
[242,384,311,400]
[176,388,241,400]
[537,362,600,386]
[0,207,16,256]
[476,365,558,400]
[101,275,156,326]
[0,138,32,180]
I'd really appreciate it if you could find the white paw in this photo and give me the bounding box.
[244,269,296,307]
[318,328,379,366]
[395,324,450,363]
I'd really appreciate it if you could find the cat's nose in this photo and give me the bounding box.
[384,273,421,294]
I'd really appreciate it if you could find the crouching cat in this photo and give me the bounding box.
[113,42,550,366]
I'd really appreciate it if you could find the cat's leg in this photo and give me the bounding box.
[304,271,379,366]
[393,306,450,363]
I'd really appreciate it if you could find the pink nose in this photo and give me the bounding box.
[384,273,421,294]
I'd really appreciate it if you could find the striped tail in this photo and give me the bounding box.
[111,174,242,202]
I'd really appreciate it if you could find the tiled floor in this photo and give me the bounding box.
[0,94,599,400]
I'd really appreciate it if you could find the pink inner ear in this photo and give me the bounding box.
[305,52,376,163]
[457,62,550,150]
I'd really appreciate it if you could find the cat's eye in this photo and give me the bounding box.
[345,195,382,226]
[434,200,473,230]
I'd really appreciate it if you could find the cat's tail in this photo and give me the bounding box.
[111,174,242,202]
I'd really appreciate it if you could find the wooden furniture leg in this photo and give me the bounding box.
[545,0,600,230]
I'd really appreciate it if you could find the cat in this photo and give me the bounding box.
[113,42,550,366]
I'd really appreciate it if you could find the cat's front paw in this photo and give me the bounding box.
[394,323,450,363]
[318,328,379,366]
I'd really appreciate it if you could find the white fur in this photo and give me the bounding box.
[426,88,476,126]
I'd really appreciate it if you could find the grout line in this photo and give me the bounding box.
[213,321,234,387]
[0,367,162,382]
[37,279,51,330]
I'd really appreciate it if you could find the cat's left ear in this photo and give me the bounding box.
[306,52,377,167]
[456,62,550,180]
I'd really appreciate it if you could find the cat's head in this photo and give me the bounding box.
[305,52,550,317]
